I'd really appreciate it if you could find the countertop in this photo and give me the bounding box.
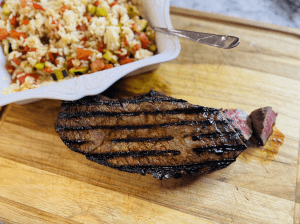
[170,0,300,28]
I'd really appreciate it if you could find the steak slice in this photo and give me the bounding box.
[250,107,277,145]
[55,90,248,179]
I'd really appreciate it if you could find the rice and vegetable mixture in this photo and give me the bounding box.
[0,0,156,94]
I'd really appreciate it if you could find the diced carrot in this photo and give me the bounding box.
[116,48,129,59]
[10,16,18,27]
[0,28,8,40]
[116,54,125,60]
[110,1,119,7]
[33,3,44,10]
[76,24,88,31]
[67,58,73,67]
[94,0,100,6]
[18,76,26,84]
[20,46,29,55]
[132,23,137,33]
[18,73,39,85]
[77,48,93,60]
[119,57,134,65]
[44,67,52,73]
[131,43,141,54]
[86,16,92,22]
[40,58,46,63]
[12,58,21,65]
[22,19,30,25]
[90,58,105,72]
[6,65,15,70]
[29,48,36,52]
[60,4,70,13]
[139,32,150,49]
[20,0,27,8]
[51,17,57,25]
[6,65,15,73]
[10,30,26,39]
[81,36,87,42]
[97,42,106,53]
[124,36,129,46]
[48,52,56,64]
[103,64,113,70]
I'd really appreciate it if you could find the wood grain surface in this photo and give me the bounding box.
[0,7,299,224]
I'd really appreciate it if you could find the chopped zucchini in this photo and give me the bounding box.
[51,68,68,81]
[3,40,12,55]
[128,5,139,18]
[68,67,89,76]
[135,19,148,32]
[149,44,157,52]
[95,7,108,17]
[87,4,96,14]
[34,62,45,70]
[3,4,11,16]
[3,39,9,55]
[68,68,76,75]
[66,55,73,61]
[146,30,155,42]
[103,50,113,62]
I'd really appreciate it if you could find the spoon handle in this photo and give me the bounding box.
[154,27,240,49]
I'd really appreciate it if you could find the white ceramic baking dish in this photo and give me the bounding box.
[0,0,181,106]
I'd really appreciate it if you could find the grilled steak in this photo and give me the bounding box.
[55,91,248,179]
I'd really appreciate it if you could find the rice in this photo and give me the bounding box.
[0,0,156,95]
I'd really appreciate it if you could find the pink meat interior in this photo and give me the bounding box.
[225,109,249,135]
[263,110,276,139]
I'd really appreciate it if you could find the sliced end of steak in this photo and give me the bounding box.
[250,107,277,145]
[56,90,248,179]
[224,109,252,140]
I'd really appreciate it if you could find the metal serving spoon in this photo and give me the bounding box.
[154,27,240,49]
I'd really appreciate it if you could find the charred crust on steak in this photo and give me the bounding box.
[56,90,248,179]
[86,154,237,180]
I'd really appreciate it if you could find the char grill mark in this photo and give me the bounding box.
[193,144,247,154]
[86,155,237,180]
[58,107,219,119]
[55,120,230,131]
[56,90,248,179]
[192,132,239,141]
[111,136,174,143]
[87,150,181,160]
[62,139,89,145]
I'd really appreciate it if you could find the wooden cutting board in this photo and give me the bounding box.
[0,7,299,224]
